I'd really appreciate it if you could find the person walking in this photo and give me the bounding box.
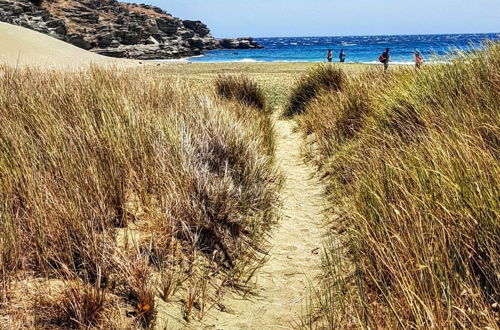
[379,48,391,71]
[339,49,346,63]
[327,49,333,63]
[414,51,423,69]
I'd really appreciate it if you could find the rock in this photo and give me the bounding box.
[238,39,251,49]
[52,24,66,35]
[12,5,23,14]
[187,37,205,49]
[67,34,91,50]
[218,37,264,50]
[182,20,210,37]
[219,38,240,49]
[156,17,178,34]
[45,19,63,28]
[94,47,127,58]
[109,39,120,48]
[118,31,140,45]
[146,36,159,45]
[97,33,113,48]
[178,29,194,39]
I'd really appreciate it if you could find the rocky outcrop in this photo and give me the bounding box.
[0,0,263,59]
[220,37,264,50]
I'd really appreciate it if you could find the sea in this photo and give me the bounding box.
[189,33,500,63]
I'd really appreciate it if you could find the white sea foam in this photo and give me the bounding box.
[237,58,261,63]
[153,55,199,63]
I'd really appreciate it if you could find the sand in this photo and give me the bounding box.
[154,113,326,329]
[0,22,131,68]
[201,117,325,329]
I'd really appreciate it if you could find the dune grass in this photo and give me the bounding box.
[283,64,345,118]
[215,74,267,111]
[297,45,500,328]
[0,66,282,328]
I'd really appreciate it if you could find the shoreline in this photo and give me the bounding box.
[147,56,418,65]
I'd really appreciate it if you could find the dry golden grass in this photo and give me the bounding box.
[0,66,282,328]
[119,3,170,19]
[297,45,500,328]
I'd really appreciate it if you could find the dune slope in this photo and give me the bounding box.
[0,22,127,68]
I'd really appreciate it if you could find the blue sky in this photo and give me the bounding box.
[136,0,500,38]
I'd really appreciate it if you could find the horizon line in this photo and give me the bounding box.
[217,31,500,39]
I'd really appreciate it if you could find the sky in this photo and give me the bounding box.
[135,0,500,38]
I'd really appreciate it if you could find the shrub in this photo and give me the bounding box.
[283,64,345,117]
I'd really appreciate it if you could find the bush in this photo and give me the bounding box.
[215,75,267,111]
[283,64,345,117]
[298,45,500,328]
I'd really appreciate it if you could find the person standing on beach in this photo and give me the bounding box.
[414,51,423,69]
[379,48,391,71]
[339,49,346,63]
[327,49,333,63]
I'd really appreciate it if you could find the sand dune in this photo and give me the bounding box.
[0,22,131,68]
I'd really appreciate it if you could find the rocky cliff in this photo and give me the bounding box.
[0,0,263,59]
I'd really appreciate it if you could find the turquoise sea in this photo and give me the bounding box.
[189,33,500,63]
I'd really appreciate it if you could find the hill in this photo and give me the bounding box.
[0,0,262,60]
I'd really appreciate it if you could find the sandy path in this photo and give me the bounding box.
[194,118,325,329]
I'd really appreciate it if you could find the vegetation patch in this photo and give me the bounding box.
[0,66,282,327]
[297,45,500,328]
[283,64,345,117]
[215,74,267,111]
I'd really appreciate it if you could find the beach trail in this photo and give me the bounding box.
[194,116,325,329]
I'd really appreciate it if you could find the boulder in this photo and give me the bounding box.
[97,33,113,47]
[187,37,205,49]
[52,24,66,35]
[146,35,159,45]
[178,29,194,39]
[182,20,210,37]
[156,17,177,34]
[219,38,240,49]
[12,5,23,14]
[67,34,92,50]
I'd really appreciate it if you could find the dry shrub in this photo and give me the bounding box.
[284,64,345,117]
[0,66,281,327]
[299,45,500,328]
[215,75,267,111]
